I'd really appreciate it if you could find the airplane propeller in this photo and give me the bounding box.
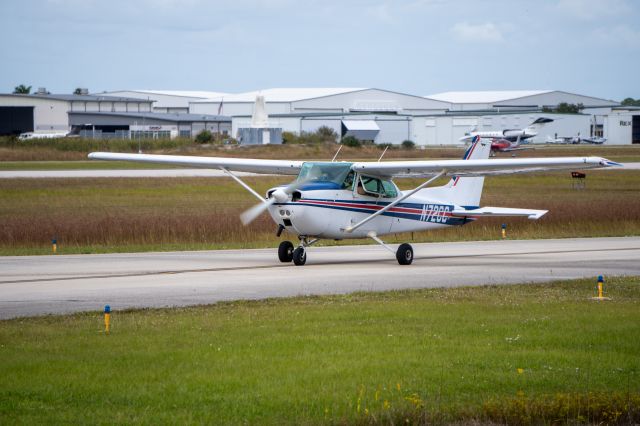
[240,178,308,225]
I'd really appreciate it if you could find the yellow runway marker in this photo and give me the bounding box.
[591,275,612,301]
[104,305,111,334]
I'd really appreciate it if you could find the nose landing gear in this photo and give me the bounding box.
[278,237,318,266]
[292,246,306,265]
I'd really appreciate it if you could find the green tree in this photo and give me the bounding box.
[554,102,584,113]
[341,136,361,147]
[281,131,299,144]
[621,97,640,107]
[13,84,31,94]
[195,129,213,144]
[315,126,338,143]
[401,139,416,149]
[74,88,83,95]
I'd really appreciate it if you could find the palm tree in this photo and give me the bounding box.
[13,84,32,94]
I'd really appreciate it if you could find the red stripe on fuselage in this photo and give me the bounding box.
[297,199,453,217]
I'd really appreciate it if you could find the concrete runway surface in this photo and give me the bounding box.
[1,237,639,319]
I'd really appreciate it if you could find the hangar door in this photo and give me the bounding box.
[0,106,34,136]
[633,116,640,144]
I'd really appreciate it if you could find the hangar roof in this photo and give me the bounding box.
[193,88,367,103]
[69,111,231,122]
[427,90,552,104]
[0,93,153,103]
[114,90,229,99]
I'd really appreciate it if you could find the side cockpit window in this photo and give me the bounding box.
[356,175,398,198]
[342,171,355,190]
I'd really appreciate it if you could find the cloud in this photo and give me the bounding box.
[451,22,504,43]
[557,0,630,20]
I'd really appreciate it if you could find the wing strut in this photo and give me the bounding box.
[331,145,343,162]
[219,167,265,203]
[345,169,446,233]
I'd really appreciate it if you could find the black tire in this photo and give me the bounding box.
[396,243,413,265]
[278,241,294,263]
[292,247,307,266]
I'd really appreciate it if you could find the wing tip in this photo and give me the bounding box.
[528,210,548,220]
[600,158,623,167]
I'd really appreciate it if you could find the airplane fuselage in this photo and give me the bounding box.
[268,184,470,239]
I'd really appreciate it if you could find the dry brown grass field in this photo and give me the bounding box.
[1,139,640,162]
[1,169,638,255]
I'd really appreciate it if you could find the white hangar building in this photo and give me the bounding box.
[412,111,591,145]
[190,88,450,117]
[0,91,153,136]
[427,90,620,113]
[421,90,634,145]
[98,90,228,114]
[189,88,450,144]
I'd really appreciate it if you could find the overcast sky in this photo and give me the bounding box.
[1,0,638,100]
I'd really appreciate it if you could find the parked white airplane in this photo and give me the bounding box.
[459,117,554,143]
[18,131,70,140]
[545,133,607,145]
[89,137,619,265]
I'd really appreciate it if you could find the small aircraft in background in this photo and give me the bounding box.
[487,136,534,156]
[18,131,70,140]
[546,133,607,145]
[89,137,619,266]
[460,117,554,144]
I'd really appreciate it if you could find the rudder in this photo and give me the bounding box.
[421,136,491,207]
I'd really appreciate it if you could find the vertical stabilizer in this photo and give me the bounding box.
[420,136,491,207]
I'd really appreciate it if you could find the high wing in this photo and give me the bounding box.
[352,157,620,178]
[88,152,303,175]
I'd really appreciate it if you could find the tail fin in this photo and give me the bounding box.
[421,135,491,207]
[524,117,554,136]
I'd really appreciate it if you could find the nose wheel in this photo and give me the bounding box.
[292,247,307,266]
[279,237,317,266]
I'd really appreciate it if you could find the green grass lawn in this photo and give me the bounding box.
[1,277,639,424]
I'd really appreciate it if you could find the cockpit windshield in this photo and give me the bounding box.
[297,162,353,186]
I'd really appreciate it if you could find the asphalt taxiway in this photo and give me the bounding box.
[1,237,638,319]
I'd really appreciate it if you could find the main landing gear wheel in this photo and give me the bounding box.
[278,241,294,263]
[396,243,413,265]
[292,247,307,266]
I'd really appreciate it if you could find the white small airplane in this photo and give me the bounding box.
[460,117,554,144]
[89,137,620,265]
[546,133,607,145]
[18,131,70,140]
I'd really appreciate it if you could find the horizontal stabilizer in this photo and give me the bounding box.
[452,206,548,220]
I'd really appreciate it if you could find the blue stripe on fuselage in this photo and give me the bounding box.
[278,198,471,226]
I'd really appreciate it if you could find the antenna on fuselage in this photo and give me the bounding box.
[331,145,343,162]
[377,145,389,162]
